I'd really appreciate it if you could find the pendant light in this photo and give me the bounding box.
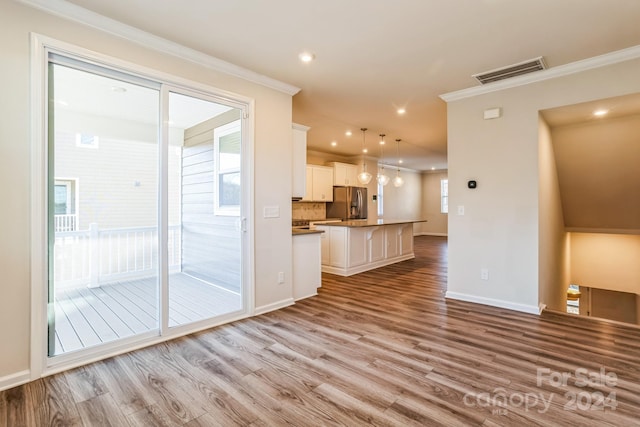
[377,134,390,186]
[357,128,372,185]
[393,138,404,187]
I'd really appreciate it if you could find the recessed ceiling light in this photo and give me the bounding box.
[593,109,608,117]
[331,141,337,147]
[345,130,352,136]
[397,108,406,115]
[298,52,315,63]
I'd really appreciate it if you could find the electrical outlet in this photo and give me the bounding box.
[457,205,465,215]
[480,268,489,281]
[277,271,285,284]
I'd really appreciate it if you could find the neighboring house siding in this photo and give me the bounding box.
[181,110,242,292]
[54,130,160,230]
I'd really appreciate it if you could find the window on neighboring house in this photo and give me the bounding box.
[215,120,241,215]
[75,133,99,148]
[54,179,78,231]
[440,179,448,214]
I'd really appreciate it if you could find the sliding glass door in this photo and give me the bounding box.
[166,91,243,327]
[48,60,160,356]
[46,53,246,360]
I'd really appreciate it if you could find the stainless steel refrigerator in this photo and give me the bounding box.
[327,186,368,220]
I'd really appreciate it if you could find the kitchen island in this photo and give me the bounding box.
[314,219,426,276]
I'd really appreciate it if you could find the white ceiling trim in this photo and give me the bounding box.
[17,0,301,96]
[440,44,640,102]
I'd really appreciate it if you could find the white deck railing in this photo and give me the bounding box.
[54,223,181,289]
[54,214,78,232]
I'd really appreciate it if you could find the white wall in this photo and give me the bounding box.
[380,168,422,236]
[570,233,640,295]
[0,1,294,382]
[445,54,640,314]
[417,171,448,236]
[538,117,569,311]
[550,114,640,231]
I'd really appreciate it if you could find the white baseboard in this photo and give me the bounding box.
[445,291,540,315]
[254,298,295,316]
[0,370,31,392]
[414,232,448,237]
[322,254,414,277]
[294,292,318,302]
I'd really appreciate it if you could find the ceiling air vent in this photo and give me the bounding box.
[472,56,547,85]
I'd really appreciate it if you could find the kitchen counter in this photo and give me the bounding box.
[315,221,420,276]
[292,228,325,236]
[319,219,426,227]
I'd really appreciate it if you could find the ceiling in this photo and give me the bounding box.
[43,0,640,170]
[53,63,234,129]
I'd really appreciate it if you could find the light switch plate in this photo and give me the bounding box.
[263,206,280,218]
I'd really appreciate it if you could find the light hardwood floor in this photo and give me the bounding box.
[2,236,640,426]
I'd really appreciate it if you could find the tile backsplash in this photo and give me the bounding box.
[292,202,326,220]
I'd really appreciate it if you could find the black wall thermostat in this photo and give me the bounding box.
[467,180,477,189]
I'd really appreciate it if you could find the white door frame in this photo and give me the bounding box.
[30,33,255,379]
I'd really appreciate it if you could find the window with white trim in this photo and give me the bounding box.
[440,179,448,214]
[75,133,99,148]
[215,120,241,215]
[53,178,78,232]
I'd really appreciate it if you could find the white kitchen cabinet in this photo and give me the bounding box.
[292,123,309,199]
[368,226,386,263]
[302,165,334,202]
[292,232,322,301]
[385,225,400,259]
[303,167,313,201]
[347,227,367,267]
[328,162,359,186]
[400,224,414,255]
[329,227,346,267]
[319,229,330,265]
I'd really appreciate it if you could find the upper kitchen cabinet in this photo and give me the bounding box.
[292,123,309,200]
[328,162,358,186]
[303,165,334,202]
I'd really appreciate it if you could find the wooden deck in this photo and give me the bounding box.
[53,273,242,355]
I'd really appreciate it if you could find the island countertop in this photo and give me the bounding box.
[317,219,426,228]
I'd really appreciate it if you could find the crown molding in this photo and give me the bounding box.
[292,123,311,132]
[16,0,301,96]
[440,44,640,102]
